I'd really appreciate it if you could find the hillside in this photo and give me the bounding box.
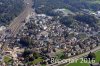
[0,0,24,26]
[33,0,100,14]
[33,0,100,30]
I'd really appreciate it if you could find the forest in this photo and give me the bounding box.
[33,0,100,28]
[0,0,24,26]
[33,0,100,14]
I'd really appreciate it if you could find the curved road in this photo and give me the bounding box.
[48,46,100,66]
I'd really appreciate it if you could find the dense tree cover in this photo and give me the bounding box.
[74,14,98,27]
[33,0,65,15]
[33,0,100,28]
[22,49,43,65]
[22,49,39,62]
[60,16,75,27]
[19,36,33,47]
[19,36,39,48]
[64,0,100,11]
[33,0,100,15]
[0,0,24,26]
[87,52,96,60]
[59,14,99,27]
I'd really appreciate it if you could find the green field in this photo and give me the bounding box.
[67,60,89,66]
[95,50,100,62]
[4,56,12,64]
[28,57,43,65]
[61,50,100,66]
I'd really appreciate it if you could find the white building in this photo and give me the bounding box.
[0,26,6,31]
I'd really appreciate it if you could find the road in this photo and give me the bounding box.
[9,0,33,37]
[48,46,100,66]
[0,0,99,66]
[0,0,33,41]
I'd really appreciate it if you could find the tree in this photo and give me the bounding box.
[87,52,96,60]
[19,36,33,47]
[22,49,33,62]
[33,52,40,59]
[34,0,100,15]
[0,0,24,25]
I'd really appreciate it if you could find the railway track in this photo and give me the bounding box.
[9,0,33,37]
[0,0,33,41]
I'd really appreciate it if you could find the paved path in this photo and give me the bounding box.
[48,46,100,66]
